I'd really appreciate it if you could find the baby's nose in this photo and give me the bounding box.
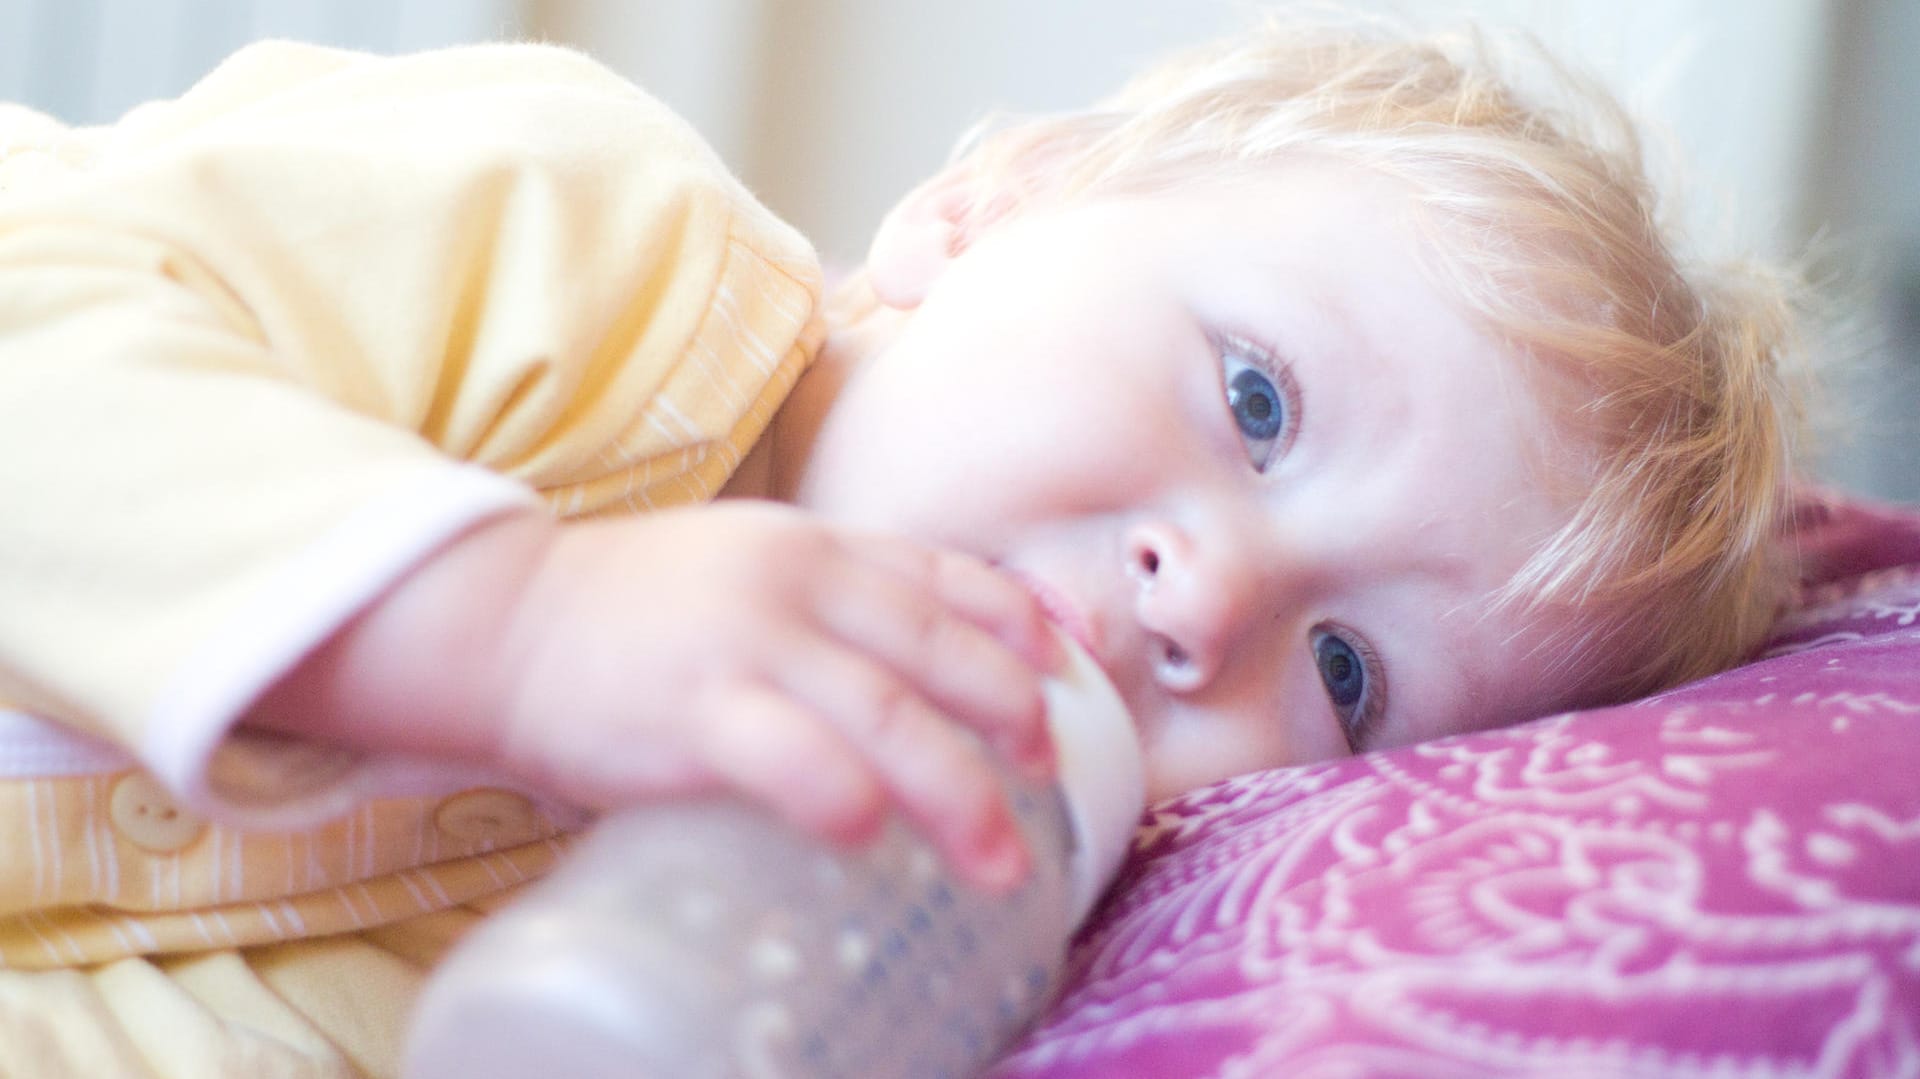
[1124,520,1266,694]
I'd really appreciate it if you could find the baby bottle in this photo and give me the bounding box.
[403,633,1143,1079]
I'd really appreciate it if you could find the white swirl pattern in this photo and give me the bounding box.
[989,516,1920,1079]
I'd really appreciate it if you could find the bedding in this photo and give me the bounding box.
[989,491,1920,1078]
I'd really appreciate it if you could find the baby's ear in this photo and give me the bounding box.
[867,163,1005,310]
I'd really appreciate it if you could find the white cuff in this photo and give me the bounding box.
[0,708,132,777]
[141,464,540,829]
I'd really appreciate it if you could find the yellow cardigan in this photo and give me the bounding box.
[0,41,823,968]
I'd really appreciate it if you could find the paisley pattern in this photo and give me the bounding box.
[991,496,1920,1079]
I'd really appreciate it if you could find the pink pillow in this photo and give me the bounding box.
[990,493,1920,1077]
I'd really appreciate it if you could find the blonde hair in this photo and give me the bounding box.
[906,11,1804,706]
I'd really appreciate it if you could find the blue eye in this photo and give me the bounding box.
[1312,628,1376,750]
[1221,350,1289,470]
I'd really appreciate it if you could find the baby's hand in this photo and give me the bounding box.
[493,502,1063,892]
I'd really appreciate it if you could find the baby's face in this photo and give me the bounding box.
[790,163,1585,801]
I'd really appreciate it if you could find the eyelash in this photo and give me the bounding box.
[1213,329,1302,469]
[1317,624,1388,752]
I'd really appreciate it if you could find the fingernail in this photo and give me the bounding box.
[970,831,1030,894]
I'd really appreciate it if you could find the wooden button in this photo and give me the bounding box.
[433,789,545,848]
[108,772,207,853]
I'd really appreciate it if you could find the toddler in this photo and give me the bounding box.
[0,10,1798,1076]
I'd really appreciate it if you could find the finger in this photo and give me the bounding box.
[809,554,1055,775]
[502,706,718,810]
[691,684,890,847]
[852,536,1065,676]
[773,645,1032,893]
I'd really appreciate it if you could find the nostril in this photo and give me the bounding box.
[1152,635,1205,693]
[1161,639,1188,669]
[1125,525,1172,584]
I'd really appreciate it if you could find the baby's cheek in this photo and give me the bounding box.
[1139,713,1309,804]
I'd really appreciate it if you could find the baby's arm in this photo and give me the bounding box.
[0,43,1052,887]
[243,501,1061,891]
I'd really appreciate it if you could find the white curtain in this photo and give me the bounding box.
[0,0,522,125]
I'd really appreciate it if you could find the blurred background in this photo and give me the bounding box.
[2,0,1914,502]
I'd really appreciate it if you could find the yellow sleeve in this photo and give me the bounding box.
[0,42,823,822]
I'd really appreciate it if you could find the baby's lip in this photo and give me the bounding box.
[1002,568,1099,660]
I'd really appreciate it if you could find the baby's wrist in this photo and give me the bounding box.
[425,511,567,768]
[242,508,562,769]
